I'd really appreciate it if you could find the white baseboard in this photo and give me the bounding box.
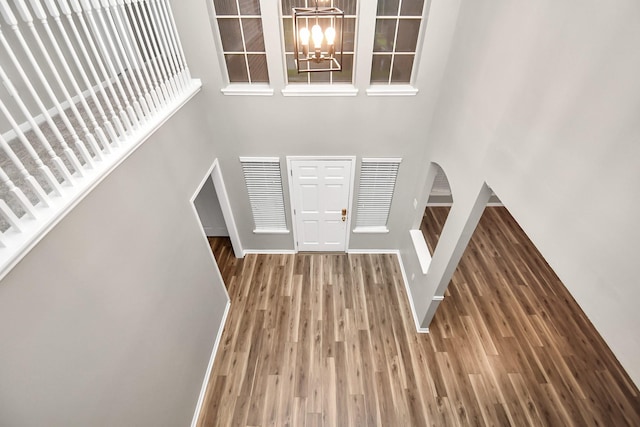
[395,251,429,334]
[190,300,231,427]
[346,249,396,254]
[243,249,297,255]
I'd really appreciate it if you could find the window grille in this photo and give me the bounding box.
[371,0,426,84]
[213,0,269,83]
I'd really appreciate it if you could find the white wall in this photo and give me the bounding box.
[401,0,640,385]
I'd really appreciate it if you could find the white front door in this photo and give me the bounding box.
[289,158,354,252]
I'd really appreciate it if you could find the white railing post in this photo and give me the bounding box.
[112,0,157,114]
[0,91,63,200]
[135,0,174,101]
[0,200,23,233]
[90,0,145,123]
[1,1,91,177]
[0,129,51,207]
[67,0,130,137]
[158,0,190,85]
[26,0,109,159]
[125,0,162,109]
[80,0,138,130]
[41,0,117,152]
[148,0,184,93]
[101,0,150,118]
[12,0,100,168]
[0,36,76,188]
[0,161,37,221]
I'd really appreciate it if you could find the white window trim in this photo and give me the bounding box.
[366,85,419,96]
[221,84,274,96]
[281,84,358,97]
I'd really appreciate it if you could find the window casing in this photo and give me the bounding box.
[213,0,269,83]
[371,0,425,84]
[281,0,358,84]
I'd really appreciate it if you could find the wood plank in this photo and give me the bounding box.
[200,207,640,426]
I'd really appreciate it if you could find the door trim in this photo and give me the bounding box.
[286,156,356,253]
[190,159,244,258]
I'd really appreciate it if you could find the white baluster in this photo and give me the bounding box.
[2,0,95,172]
[148,0,183,93]
[26,0,107,159]
[0,200,23,233]
[0,33,76,187]
[88,0,143,123]
[66,0,130,137]
[0,161,37,220]
[41,0,116,153]
[134,0,172,102]
[99,0,148,119]
[79,0,138,131]
[111,0,156,115]
[145,0,178,97]
[0,129,51,207]
[124,0,162,110]
[119,0,158,113]
[158,0,190,86]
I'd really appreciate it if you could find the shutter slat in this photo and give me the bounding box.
[355,159,401,229]
[241,159,287,231]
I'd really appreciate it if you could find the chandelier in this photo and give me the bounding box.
[292,1,344,73]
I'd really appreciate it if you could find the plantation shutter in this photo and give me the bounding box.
[240,157,288,232]
[355,158,401,231]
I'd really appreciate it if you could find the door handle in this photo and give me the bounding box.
[342,208,347,222]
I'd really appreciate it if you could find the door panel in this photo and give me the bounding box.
[290,159,353,252]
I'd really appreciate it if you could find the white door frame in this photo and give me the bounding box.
[191,159,244,258]
[286,156,356,252]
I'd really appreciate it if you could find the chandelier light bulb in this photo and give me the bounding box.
[311,24,323,48]
[325,26,336,45]
[299,27,310,46]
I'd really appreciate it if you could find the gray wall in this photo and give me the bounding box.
[400,0,640,385]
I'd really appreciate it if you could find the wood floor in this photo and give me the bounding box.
[198,207,640,426]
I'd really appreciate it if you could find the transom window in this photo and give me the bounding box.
[213,0,269,83]
[281,0,358,84]
[371,0,425,84]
